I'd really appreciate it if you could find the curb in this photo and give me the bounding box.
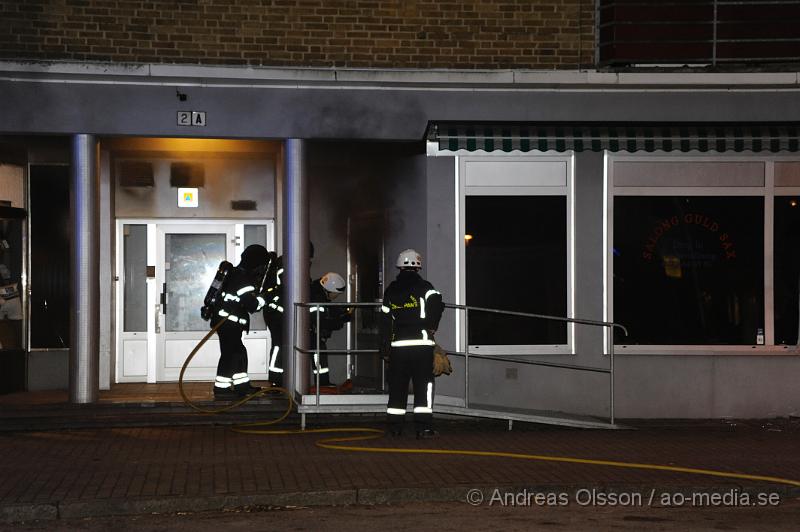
[3,484,799,523]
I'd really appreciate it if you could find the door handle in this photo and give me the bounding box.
[160,282,167,315]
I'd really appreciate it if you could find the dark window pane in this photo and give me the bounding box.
[466,196,567,345]
[30,165,70,348]
[614,196,763,345]
[774,197,800,345]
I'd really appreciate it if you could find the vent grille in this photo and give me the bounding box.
[170,162,205,187]
[118,161,154,187]
[231,200,257,211]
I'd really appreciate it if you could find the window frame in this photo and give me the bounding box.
[457,153,575,356]
[606,153,800,355]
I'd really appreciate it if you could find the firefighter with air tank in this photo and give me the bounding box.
[200,244,275,399]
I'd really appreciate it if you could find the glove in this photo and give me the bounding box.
[432,343,452,377]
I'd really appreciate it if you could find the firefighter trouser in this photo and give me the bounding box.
[214,319,250,390]
[266,320,283,386]
[386,344,434,432]
[311,337,331,387]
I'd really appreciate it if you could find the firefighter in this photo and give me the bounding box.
[211,244,273,399]
[379,249,444,439]
[262,255,285,387]
[261,242,314,388]
[309,272,352,389]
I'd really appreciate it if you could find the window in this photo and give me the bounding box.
[614,196,763,345]
[610,156,800,351]
[459,156,573,354]
[466,196,567,345]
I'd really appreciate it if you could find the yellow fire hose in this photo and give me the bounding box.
[180,320,800,489]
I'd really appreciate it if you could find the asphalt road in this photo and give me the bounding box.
[5,498,800,532]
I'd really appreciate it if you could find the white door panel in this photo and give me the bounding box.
[244,337,269,374]
[122,339,148,378]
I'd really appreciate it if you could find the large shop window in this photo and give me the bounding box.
[460,157,572,354]
[614,196,764,345]
[606,157,800,350]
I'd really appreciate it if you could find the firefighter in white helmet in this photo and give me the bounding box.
[379,249,443,438]
[309,271,352,389]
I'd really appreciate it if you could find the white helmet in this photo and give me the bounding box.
[320,272,346,296]
[396,248,422,269]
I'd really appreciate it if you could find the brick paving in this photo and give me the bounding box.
[1,413,799,523]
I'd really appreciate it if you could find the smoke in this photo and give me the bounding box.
[307,140,423,257]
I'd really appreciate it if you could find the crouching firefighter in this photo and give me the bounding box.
[201,244,276,399]
[379,249,444,439]
[309,272,352,390]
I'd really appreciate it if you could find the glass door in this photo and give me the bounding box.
[116,219,274,383]
[156,224,236,381]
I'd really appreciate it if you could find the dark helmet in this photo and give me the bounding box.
[238,244,269,273]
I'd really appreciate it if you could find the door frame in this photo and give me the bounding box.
[115,218,275,384]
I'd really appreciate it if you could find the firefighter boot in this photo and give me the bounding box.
[213,387,240,400]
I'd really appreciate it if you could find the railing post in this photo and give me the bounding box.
[315,307,321,406]
[292,301,297,388]
[609,325,616,426]
[464,306,470,409]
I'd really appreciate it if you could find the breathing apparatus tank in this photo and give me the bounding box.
[200,260,233,321]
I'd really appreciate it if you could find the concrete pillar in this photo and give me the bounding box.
[69,134,99,404]
[282,139,310,396]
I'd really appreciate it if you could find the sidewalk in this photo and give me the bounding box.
[1,392,799,523]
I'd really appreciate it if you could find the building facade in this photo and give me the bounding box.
[1,0,799,419]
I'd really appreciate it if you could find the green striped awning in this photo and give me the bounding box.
[429,123,800,153]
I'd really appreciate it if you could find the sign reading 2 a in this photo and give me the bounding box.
[177,111,207,127]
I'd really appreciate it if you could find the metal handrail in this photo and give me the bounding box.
[293,301,627,424]
[444,304,627,425]
[295,301,381,405]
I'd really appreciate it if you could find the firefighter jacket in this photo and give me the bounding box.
[262,256,284,326]
[379,270,444,355]
[215,266,266,331]
[309,278,351,340]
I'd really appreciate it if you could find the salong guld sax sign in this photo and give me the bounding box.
[642,213,736,262]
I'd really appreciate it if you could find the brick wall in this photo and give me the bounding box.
[0,0,595,69]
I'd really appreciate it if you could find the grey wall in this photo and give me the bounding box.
[114,156,276,219]
[4,78,800,139]
[27,349,69,391]
[425,156,463,400]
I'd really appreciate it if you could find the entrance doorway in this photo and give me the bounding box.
[116,219,274,383]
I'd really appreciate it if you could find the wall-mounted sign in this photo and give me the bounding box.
[178,187,198,208]
[177,111,207,126]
